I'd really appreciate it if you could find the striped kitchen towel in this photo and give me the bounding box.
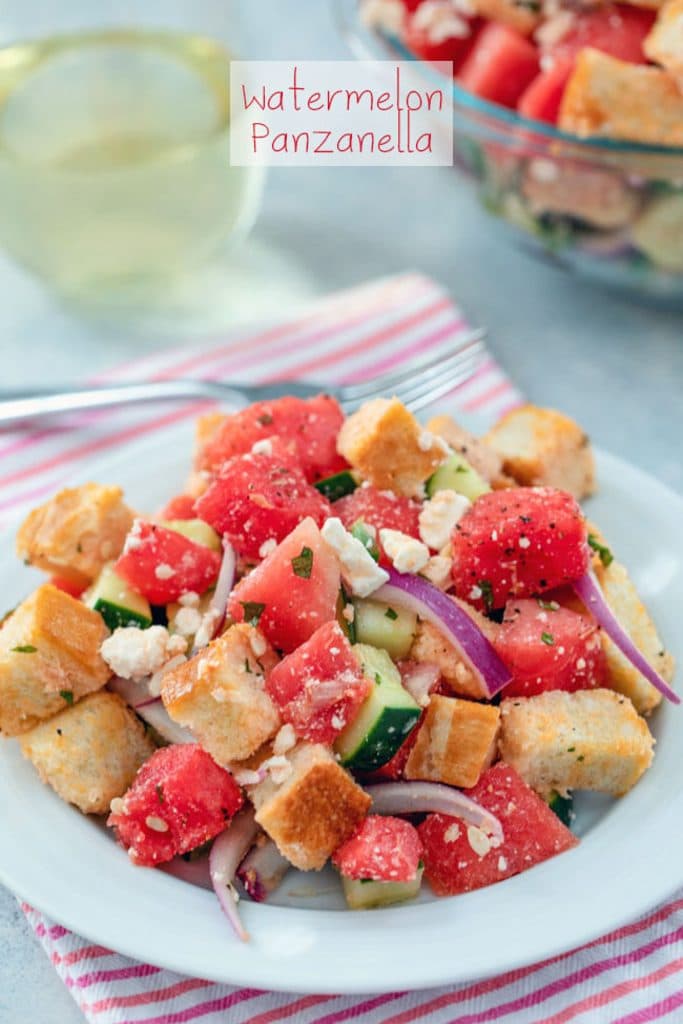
[5,273,682,1024]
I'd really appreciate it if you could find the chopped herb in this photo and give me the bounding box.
[11,644,37,653]
[56,728,63,736]
[538,599,559,611]
[567,746,575,753]
[515,0,541,10]
[541,631,555,646]
[240,601,265,626]
[478,579,494,612]
[577,755,585,762]
[291,545,314,579]
[244,658,252,674]
[359,878,374,885]
[256,412,273,426]
[385,607,398,621]
[60,690,74,706]
[374,672,383,686]
[588,533,614,568]
[455,465,467,474]
[76,542,83,553]
[155,784,165,804]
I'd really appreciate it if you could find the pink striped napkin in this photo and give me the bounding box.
[6,273,683,1024]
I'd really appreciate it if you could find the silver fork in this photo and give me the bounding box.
[0,328,486,427]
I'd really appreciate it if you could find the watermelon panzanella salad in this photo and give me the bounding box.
[2,395,677,937]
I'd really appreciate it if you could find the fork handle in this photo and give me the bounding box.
[0,380,248,427]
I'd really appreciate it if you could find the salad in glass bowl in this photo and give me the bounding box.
[340,0,683,304]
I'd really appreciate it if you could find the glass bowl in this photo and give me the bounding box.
[337,0,683,306]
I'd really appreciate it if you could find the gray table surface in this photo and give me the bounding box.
[1,2,683,1022]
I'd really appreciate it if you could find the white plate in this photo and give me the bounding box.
[1,425,682,994]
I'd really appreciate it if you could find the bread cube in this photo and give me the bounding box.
[17,483,134,586]
[559,49,683,146]
[485,404,596,499]
[409,600,497,700]
[644,0,683,80]
[426,414,511,488]
[337,398,447,498]
[594,559,674,715]
[472,0,540,34]
[521,161,641,231]
[499,689,654,797]
[19,691,155,814]
[405,695,500,788]
[161,624,280,763]
[0,584,111,736]
[249,743,371,870]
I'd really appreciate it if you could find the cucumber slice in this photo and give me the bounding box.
[350,520,380,562]
[161,518,221,552]
[335,644,420,772]
[87,564,152,631]
[353,599,417,660]
[546,790,574,828]
[426,450,490,502]
[336,589,357,644]
[314,470,357,502]
[341,866,424,910]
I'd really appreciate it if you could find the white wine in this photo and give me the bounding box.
[0,29,261,299]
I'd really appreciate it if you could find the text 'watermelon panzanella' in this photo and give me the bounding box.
[4,394,677,937]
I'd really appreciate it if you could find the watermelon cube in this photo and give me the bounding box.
[334,486,422,564]
[196,394,347,483]
[108,745,243,867]
[451,486,589,611]
[227,517,341,653]
[458,23,540,108]
[517,58,574,124]
[495,598,607,698]
[115,521,221,605]
[266,620,371,743]
[195,444,332,561]
[418,762,578,895]
[333,814,423,883]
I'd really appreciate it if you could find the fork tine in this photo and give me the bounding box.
[339,328,486,402]
[340,340,486,414]
[397,349,486,414]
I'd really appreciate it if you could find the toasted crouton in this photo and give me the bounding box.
[594,559,674,715]
[485,404,596,499]
[559,49,683,146]
[19,691,155,814]
[405,695,500,788]
[472,0,540,34]
[644,0,683,80]
[425,414,512,488]
[499,689,654,797]
[409,600,497,700]
[161,624,280,762]
[0,584,111,736]
[337,398,447,498]
[521,160,641,231]
[249,743,370,870]
[16,483,134,587]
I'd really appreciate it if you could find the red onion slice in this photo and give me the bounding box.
[366,781,504,841]
[398,661,441,707]
[237,839,290,902]
[108,678,195,745]
[573,571,680,705]
[209,808,260,942]
[375,569,511,697]
[209,538,236,633]
[162,854,212,891]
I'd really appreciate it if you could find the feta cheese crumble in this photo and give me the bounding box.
[421,554,453,590]
[321,517,389,597]
[251,439,273,456]
[100,625,186,682]
[380,528,430,574]
[273,723,297,756]
[419,490,471,550]
[172,606,203,637]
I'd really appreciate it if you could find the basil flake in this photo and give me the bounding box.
[240,601,265,626]
[291,546,314,579]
